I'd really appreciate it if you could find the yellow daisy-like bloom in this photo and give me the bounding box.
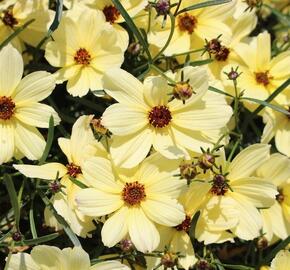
[221,32,290,108]
[76,153,186,253]
[270,249,290,270]
[5,245,129,270]
[102,66,232,168]
[0,0,54,49]
[261,104,290,157]
[185,144,278,244]
[14,115,107,237]
[0,44,59,164]
[144,0,235,56]
[256,154,290,241]
[44,8,124,97]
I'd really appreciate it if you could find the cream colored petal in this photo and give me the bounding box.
[271,250,290,270]
[13,72,56,103]
[231,177,277,208]
[231,193,262,240]
[54,65,81,83]
[228,144,270,180]
[14,122,46,160]
[5,253,40,270]
[76,188,123,216]
[275,124,290,157]
[82,157,121,192]
[101,206,129,248]
[0,122,14,164]
[31,245,63,270]
[66,68,91,97]
[152,128,186,159]
[113,24,129,51]
[234,42,256,70]
[256,153,290,186]
[163,31,191,56]
[103,68,146,108]
[270,51,290,79]
[0,44,23,96]
[90,261,130,270]
[14,163,67,180]
[143,76,169,107]
[15,103,60,128]
[58,137,72,163]
[60,247,90,269]
[142,195,185,226]
[128,207,160,252]
[261,109,277,144]
[102,103,147,136]
[261,208,274,241]
[170,232,197,270]
[110,128,153,168]
[256,32,271,71]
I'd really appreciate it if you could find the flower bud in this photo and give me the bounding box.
[12,231,22,242]
[120,239,134,252]
[161,252,178,268]
[49,180,62,194]
[155,0,170,16]
[91,118,108,135]
[195,259,211,270]
[198,153,215,170]
[257,236,268,250]
[173,83,194,102]
[179,161,197,181]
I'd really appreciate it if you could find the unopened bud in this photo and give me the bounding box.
[120,239,134,252]
[198,153,215,170]
[127,42,141,56]
[49,180,62,194]
[179,161,197,181]
[12,231,22,242]
[91,118,108,135]
[257,236,268,250]
[173,83,194,102]
[161,252,178,268]
[155,0,170,16]
[195,259,211,270]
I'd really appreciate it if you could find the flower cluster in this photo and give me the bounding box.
[0,0,289,269]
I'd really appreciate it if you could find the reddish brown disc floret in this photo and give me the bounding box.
[103,5,120,24]
[0,96,15,120]
[178,13,197,34]
[210,174,228,196]
[255,71,272,86]
[66,163,82,177]
[148,105,172,128]
[122,181,146,206]
[175,215,191,232]
[2,8,18,27]
[74,48,91,65]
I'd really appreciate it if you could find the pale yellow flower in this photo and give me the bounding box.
[270,249,290,270]
[14,115,107,237]
[185,144,278,244]
[76,153,186,253]
[102,66,232,168]
[221,32,290,109]
[0,0,54,48]
[5,245,129,270]
[256,153,290,241]
[0,44,59,164]
[45,8,124,97]
[261,104,290,157]
[142,0,235,56]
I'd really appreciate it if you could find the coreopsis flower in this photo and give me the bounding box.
[102,66,232,168]
[185,144,278,244]
[45,8,124,97]
[0,0,54,48]
[147,189,198,270]
[0,44,59,164]
[14,115,107,237]
[261,104,290,157]
[5,245,129,270]
[142,0,235,56]
[256,153,290,241]
[221,32,290,108]
[76,153,186,253]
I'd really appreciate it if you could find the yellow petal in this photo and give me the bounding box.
[0,122,14,164]
[5,253,40,270]
[270,250,290,270]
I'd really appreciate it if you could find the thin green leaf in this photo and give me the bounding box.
[38,190,81,247]
[242,97,290,116]
[189,58,213,66]
[251,78,290,115]
[0,229,12,244]
[4,174,20,231]
[29,197,38,239]
[38,116,54,165]
[263,4,290,27]
[188,211,200,241]
[48,0,63,35]
[208,86,234,98]
[15,233,60,246]
[112,0,152,61]
[0,19,35,50]
[69,176,88,189]
[262,236,290,264]
[177,0,231,15]
[216,263,254,270]
[153,13,175,61]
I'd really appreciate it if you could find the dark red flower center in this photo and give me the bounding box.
[276,188,284,203]
[2,8,18,27]
[122,181,146,206]
[148,105,172,128]
[0,96,15,120]
[255,71,272,86]
[178,13,197,34]
[103,5,120,24]
[66,163,82,177]
[210,174,228,196]
[175,215,191,232]
[74,48,91,65]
